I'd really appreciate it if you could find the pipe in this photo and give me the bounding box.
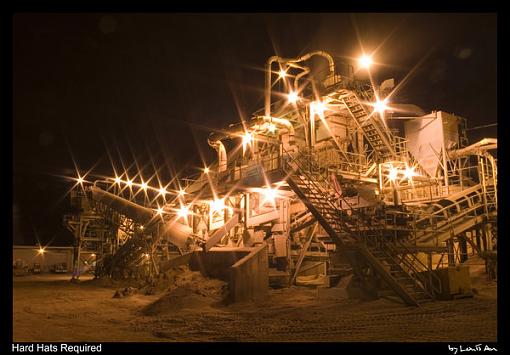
[208,140,227,173]
[207,115,295,147]
[287,62,310,94]
[207,117,266,144]
[448,138,498,159]
[265,51,336,118]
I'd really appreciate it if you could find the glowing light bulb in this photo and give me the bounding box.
[267,122,277,134]
[126,179,133,187]
[140,182,148,190]
[287,91,299,104]
[261,187,278,204]
[242,132,253,145]
[278,69,287,79]
[204,167,210,174]
[159,187,167,196]
[358,55,373,69]
[178,189,186,197]
[157,206,164,215]
[374,99,388,114]
[242,132,253,155]
[38,248,45,254]
[177,206,189,218]
[404,166,417,180]
[388,167,398,181]
[77,177,84,184]
[311,101,325,117]
[114,176,121,184]
[210,198,225,212]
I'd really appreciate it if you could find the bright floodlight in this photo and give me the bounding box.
[178,206,189,218]
[38,248,45,254]
[266,122,277,134]
[287,91,299,104]
[404,166,417,180]
[262,187,278,204]
[374,99,388,114]
[278,69,287,79]
[242,132,253,145]
[388,167,398,182]
[358,55,373,69]
[311,101,325,117]
[210,198,225,212]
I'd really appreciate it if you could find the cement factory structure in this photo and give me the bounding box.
[63,51,497,306]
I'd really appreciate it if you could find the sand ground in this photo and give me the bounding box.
[13,264,497,342]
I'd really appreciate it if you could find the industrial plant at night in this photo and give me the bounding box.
[12,13,498,344]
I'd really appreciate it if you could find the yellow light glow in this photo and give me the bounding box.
[77,177,84,184]
[261,187,278,204]
[38,248,45,254]
[242,132,253,155]
[404,166,417,180]
[209,198,225,212]
[266,122,277,134]
[374,99,388,114]
[278,69,287,79]
[157,206,164,215]
[140,182,148,190]
[126,179,133,187]
[91,253,96,257]
[311,101,325,117]
[144,253,150,258]
[388,167,398,181]
[140,225,144,230]
[358,55,373,69]
[177,206,189,218]
[178,189,186,197]
[287,91,299,104]
[242,132,253,145]
[204,167,210,174]
[114,176,121,184]
[159,187,167,196]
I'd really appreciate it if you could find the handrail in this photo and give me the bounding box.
[383,241,442,297]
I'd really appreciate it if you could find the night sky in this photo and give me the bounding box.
[13,13,497,246]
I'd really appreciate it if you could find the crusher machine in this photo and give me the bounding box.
[64,51,497,306]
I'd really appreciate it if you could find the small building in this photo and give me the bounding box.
[13,245,74,273]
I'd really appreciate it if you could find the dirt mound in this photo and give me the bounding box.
[142,266,228,315]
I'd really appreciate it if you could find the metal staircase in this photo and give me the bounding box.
[282,150,438,306]
[337,89,397,161]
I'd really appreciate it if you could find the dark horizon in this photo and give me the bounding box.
[13,13,497,246]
